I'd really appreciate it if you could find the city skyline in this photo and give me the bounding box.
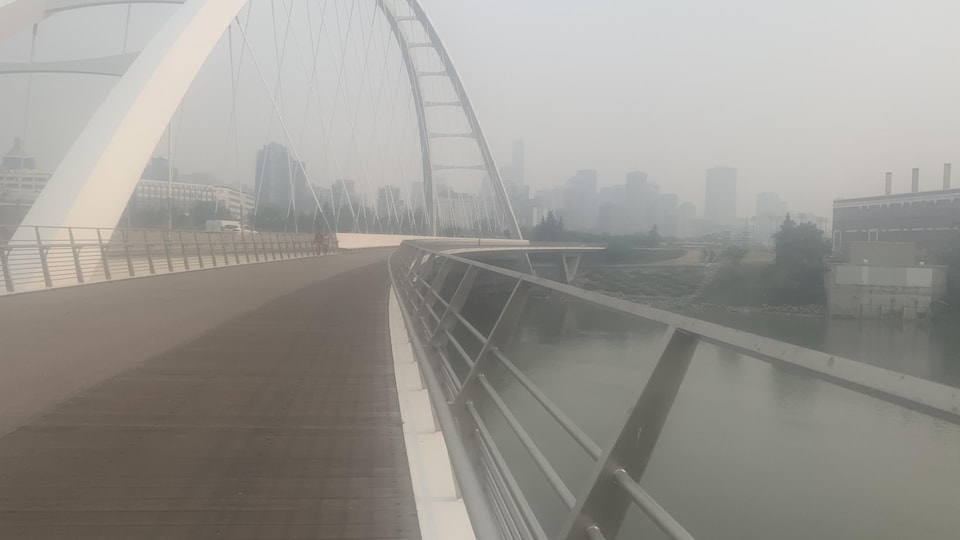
[423,0,960,221]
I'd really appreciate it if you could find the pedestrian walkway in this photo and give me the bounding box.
[0,252,420,539]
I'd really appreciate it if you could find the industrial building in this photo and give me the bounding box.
[832,164,960,262]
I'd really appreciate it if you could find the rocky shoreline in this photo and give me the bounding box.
[576,265,827,319]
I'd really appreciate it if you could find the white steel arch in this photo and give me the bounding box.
[11,0,248,243]
[379,0,521,239]
[6,0,521,242]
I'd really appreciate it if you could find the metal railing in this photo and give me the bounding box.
[388,240,960,540]
[0,225,339,294]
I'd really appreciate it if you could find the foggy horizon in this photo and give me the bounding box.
[2,0,960,221]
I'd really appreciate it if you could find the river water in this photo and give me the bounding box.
[476,299,960,540]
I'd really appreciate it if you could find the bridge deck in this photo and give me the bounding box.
[0,253,420,539]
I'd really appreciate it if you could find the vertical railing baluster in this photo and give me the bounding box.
[220,232,230,265]
[179,231,190,271]
[0,246,14,292]
[209,233,218,268]
[97,229,112,280]
[193,232,204,269]
[122,228,135,277]
[68,227,85,284]
[163,231,174,272]
[415,257,450,323]
[143,230,156,275]
[34,227,51,287]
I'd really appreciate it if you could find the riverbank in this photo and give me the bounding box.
[577,263,827,317]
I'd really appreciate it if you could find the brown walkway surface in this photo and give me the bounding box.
[0,257,420,539]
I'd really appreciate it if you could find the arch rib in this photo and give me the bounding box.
[401,0,522,239]
[377,0,437,236]
[0,0,185,42]
[0,53,137,76]
[13,0,249,241]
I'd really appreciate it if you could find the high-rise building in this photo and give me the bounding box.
[331,179,357,208]
[376,185,403,222]
[128,180,253,219]
[142,156,179,182]
[598,202,627,235]
[625,171,660,234]
[754,192,787,246]
[410,182,426,211]
[560,169,598,231]
[597,185,626,235]
[704,166,737,233]
[0,138,51,226]
[255,143,293,215]
[655,193,679,238]
[498,140,530,227]
[677,202,700,238]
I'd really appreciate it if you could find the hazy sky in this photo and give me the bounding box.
[421,0,960,216]
[3,0,960,219]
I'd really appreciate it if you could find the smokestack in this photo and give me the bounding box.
[944,163,952,190]
[911,168,920,193]
[884,172,892,195]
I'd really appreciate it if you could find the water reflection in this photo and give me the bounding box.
[692,309,960,388]
[480,299,960,540]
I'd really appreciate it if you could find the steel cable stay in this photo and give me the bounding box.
[325,0,385,234]
[233,11,336,237]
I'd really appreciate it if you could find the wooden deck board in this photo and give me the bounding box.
[0,260,420,539]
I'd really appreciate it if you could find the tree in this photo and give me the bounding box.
[721,245,748,266]
[771,214,829,304]
[531,211,564,242]
[648,225,661,247]
[934,232,960,313]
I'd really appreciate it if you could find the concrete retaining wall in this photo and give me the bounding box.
[827,264,947,319]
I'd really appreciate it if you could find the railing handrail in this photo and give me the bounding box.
[0,224,345,294]
[388,239,960,540]
[408,241,960,423]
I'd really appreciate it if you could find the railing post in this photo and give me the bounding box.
[404,249,428,283]
[415,258,452,323]
[410,254,440,308]
[121,228,135,277]
[557,326,699,540]
[34,227,53,287]
[97,228,112,280]
[68,227,85,284]
[220,232,230,265]
[163,231,174,272]
[143,230,156,275]
[232,233,241,264]
[209,234,218,268]
[179,231,191,271]
[427,265,479,348]
[268,234,277,260]
[0,246,14,292]
[454,280,532,406]
[193,232,204,269]
[245,234,253,263]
